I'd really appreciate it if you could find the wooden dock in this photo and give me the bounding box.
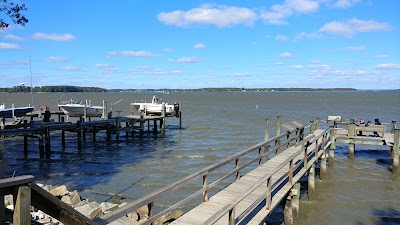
[1,117,399,225]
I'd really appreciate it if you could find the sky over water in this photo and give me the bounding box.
[1,0,399,89]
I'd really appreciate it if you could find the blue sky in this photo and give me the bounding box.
[1,0,399,89]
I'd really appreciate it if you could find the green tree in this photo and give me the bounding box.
[0,0,28,29]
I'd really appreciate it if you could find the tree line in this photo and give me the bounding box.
[0,85,107,93]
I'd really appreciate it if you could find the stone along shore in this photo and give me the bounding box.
[4,184,182,225]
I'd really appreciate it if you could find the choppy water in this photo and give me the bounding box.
[1,90,399,224]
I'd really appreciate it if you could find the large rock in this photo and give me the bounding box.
[137,205,149,221]
[155,210,183,225]
[100,202,119,213]
[50,185,68,197]
[127,211,139,222]
[69,190,81,207]
[74,199,89,208]
[61,195,72,205]
[75,202,102,219]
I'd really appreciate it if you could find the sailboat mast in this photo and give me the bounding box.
[30,56,33,106]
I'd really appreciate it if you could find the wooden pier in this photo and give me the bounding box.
[1,116,399,225]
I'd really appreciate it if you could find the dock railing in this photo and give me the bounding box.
[95,119,310,225]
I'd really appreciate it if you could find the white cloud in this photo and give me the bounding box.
[373,54,390,58]
[377,64,400,70]
[168,56,202,63]
[226,72,252,77]
[32,32,76,41]
[294,32,322,40]
[274,62,285,65]
[290,65,304,69]
[4,34,24,41]
[260,0,319,25]
[319,18,392,37]
[157,4,257,27]
[279,52,294,58]
[0,42,22,49]
[46,56,68,62]
[344,45,366,51]
[164,48,174,52]
[56,66,84,72]
[96,64,118,71]
[0,60,29,67]
[131,66,182,75]
[275,34,288,41]
[193,43,206,48]
[332,0,361,9]
[107,51,158,57]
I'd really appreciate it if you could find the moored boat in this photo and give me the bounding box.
[0,103,34,118]
[58,99,104,117]
[131,95,179,116]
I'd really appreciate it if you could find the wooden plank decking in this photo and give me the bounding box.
[171,130,326,225]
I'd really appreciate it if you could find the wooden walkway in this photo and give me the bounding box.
[2,117,399,225]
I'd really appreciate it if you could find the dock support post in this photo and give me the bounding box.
[147,120,150,134]
[329,126,335,167]
[13,186,31,225]
[84,100,87,122]
[140,113,144,139]
[276,115,281,143]
[308,164,315,199]
[391,121,396,134]
[38,125,44,158]
[106,123,111,142]
[291,183,300,223]
[348,121,356,159]
[45,127,51,158]
[393,129,399,168]
[316,118,320,129]
[161,103,166,134]
[310,120,315,134]
[116,117,120,143]
[264,118,269,156]
[0,117,5,139]
[179,102,182,129]
[153,120,158,134]
[202,174,208,202]
[284,195,294,225]
[23,120,28,156]
[77,121,82,150]
[320,133,327,179]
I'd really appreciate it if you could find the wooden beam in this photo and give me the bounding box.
[13,186,31,225]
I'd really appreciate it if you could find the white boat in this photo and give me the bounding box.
[131,95,179,116]
[58,99,104,117]
[0,103,34,118]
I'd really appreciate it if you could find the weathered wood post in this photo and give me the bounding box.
[106,123,112,142]
[264,118,270,158]
[153,120,158,134]
[77,121,82,150]
[291,183,300,223]
[203,174,208,202]
[13,186,31,225]
[84,100,88,122]
[125,122,129,137]
[147,120,150,134]
[0,117,5,139]
[38,125,44,158]
[329,125,336,167]
[391,121,396,134]
[320,132,327,179]
[348,121,356,159]
[310,121,315,134]
[45,127,51,158]
[161,103,166,134]
[179,102,182,129]
[116,117,120,143]
[284,195,294,225]
[316,118,320,130]
[23,120,28,155]
[393,129,399,168]
[276,115,281,144]
[235,158,240,181]
[140,112,144,139]
[308,164,315,199]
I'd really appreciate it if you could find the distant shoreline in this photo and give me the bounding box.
[0,86,398,93]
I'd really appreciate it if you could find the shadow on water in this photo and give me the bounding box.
[0,128,179,200]
[356,208,400,225]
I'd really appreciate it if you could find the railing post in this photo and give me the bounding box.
[266,177,272,210]
[391,121,396,134]
[348,121,356,159]
[320,132,327,179]
[229,208,235,225]
[235,158,240,181]
[203,174,208,202]
[303,142,308,170]
[289,159,293,186]
[286,130,290,149]
[316,118,320,130]
[309,121,315,134]
[276,116,281,145]
[13,186,31,225]
[258,147,262,165]
[329,126,335,167]
[393,129,399,168]
[264,118,269,154]
[148,202,154,225]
